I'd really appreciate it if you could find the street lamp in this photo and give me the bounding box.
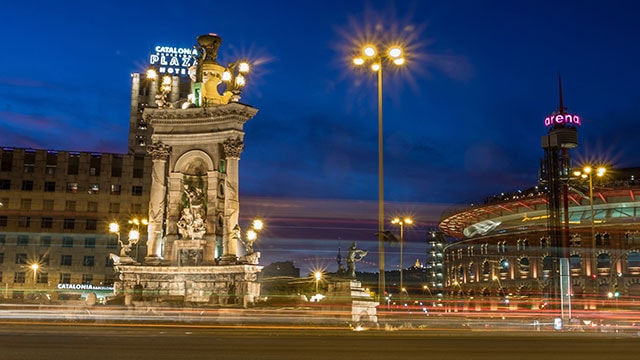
[576,166,606,249]
[109,222,121,244]
[314,271,322,294]
[391,216,413,295]
[128,218,148,261]
[353,43,405,302]
[30,263,39,284]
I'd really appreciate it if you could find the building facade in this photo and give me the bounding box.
[439,169,640,312]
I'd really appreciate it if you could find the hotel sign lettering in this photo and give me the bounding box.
[149,45,198,77]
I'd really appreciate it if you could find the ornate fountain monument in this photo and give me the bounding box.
[112,34,262,307]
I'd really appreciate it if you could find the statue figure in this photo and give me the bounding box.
[177,185,207,240]
[346,242,368,278]
[336,247,345,275]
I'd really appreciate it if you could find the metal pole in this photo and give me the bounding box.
[400,222,404,295]
[589,173,595,249]
[377,63,385,303]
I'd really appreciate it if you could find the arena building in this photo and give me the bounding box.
[439,167,640,312]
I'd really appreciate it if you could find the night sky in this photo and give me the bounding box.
[2,1,640,272]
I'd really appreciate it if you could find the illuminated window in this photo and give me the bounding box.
[89,184,99,194]
[66,183,78,193]
[110,184,121,195]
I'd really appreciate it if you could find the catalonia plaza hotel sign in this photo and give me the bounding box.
[149,45,198,76]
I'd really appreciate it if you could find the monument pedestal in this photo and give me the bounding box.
[325,279,378,324]
[114,264,263,307]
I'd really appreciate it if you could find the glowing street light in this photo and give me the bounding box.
[353,43,406,302]
[30,263,39,283]
[391,217,413,295]
[573,165,607,250]
[314,271,322,293]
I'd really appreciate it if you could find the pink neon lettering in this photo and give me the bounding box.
[544,114,581,127]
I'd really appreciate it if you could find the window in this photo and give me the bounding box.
[83,256,95,267]
[0,179,11,190]
[86,219,97,230]
[59,273,71,283]
[63,218,75,230]
[106,237,118,249]
[109,203,120,213]
[131,203,142,214]
[0,234,5,243]
[41,217,53,228]
[20,198,31,210]
[39,254,49,266]
[133,155,145,178]
[82,274,93,284]
[0,216,7,227]
[24,151,35,173]
[110,184,121,195]
[89,184,99,194]
[60,255,72,266]
[21,180,33,191]
[84,237,96,248]
[111,155,123,177]
[132,186,143,196]
[43,199,54,211]
[44,181,56,192]
[90,154,101,176]
[37,272,48,284]
[14,272,26,284]
[1,150,13,171]
[66,182,78,193]
[65,201,76,211]
[0,253,4,263]
[40,236,51,247]
[17,235,28,246]
[68,153,80,175]
[88,201,98,212]
[15,253,27,264]
[45,151,57,175]
[18,216,30,227]
[62,237,74,248]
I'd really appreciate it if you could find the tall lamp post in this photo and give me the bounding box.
[391,216,413,295]
[353,44,405,302]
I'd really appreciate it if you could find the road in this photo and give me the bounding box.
[1,323,640,360]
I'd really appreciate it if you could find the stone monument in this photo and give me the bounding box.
[112,34,262,307]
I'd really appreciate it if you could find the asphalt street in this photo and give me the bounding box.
[0,323,639,360]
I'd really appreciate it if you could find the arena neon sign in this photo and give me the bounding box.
[149,45,198,77]
[544,113,581,127]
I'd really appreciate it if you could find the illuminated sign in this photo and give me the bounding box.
[57,283,114,291]
[149,45,198,77]
[544,113,581,127]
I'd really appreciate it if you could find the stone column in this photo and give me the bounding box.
[220,137,243,264]
[145,142,172,265]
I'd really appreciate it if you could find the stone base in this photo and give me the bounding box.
[114,264,263,307]
[325,279,378,323]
